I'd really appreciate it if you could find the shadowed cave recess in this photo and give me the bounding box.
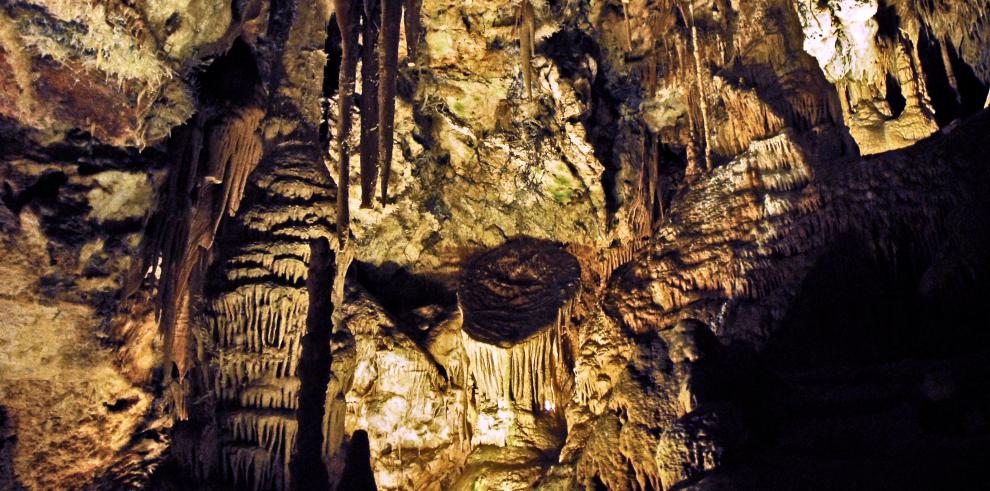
[1,0,990,489]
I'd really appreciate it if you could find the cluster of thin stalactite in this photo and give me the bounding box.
[334,0,422,243]
[130,0,428,408]
[332,0,543,243]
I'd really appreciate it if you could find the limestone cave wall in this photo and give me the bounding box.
[1,0,989,489]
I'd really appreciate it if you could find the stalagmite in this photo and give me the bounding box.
[180,0,335,487]
[378,0,403,204]
[291,237,334,488]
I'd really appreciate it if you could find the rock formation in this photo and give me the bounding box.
[1,0,989,490]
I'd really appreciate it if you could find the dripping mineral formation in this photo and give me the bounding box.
[1,0,989,489]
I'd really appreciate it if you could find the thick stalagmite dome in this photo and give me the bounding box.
[458,238,581,348]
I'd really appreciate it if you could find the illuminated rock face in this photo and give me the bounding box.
[1,0,990,490]
[795,0,990,154]
[797,0,882,83]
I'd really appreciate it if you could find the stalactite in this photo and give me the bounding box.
[156,1,337,489]
[167,289,193,420]
[641,35,663,226]
[688,1,712,172]
[650,135,663,223]
[938,38,961,103]
[220,412,299,491]
[634,125,659,240]
[378,0,403,204]
[135,102,264,420]
[594,118,664,294]
[195,105,266,249]
[207,25,329,491]
[517,0,537,99]
[462,320,563,413]
[209,273,310,487]
[360,0,382,208]
[133,114,200,344]
[595,246,636,289]
[458,240,580,426]
[621,0,633,51]
[336,0,361,241]
[403,0,423,61]
[210,284,308,352]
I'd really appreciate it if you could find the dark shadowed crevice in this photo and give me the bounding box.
[539,29,595,80]
[916,28,960,126]
[1,170,66,214]
[232,0,263,22]
[291,237,335,490]
[767,234,924,369]
[589,70,628,218]
[918,29,987,127]
[657,143,687,221]
[0,129,159,175]
[103,397,140,413]
[767,230,990,371]
[353,261,456,336]
[542,28,630,217]
[196,38,262,107]
[943,42,989,118]
[875,0,900,41]
[884,73,906,119]
[591,474,608,491]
